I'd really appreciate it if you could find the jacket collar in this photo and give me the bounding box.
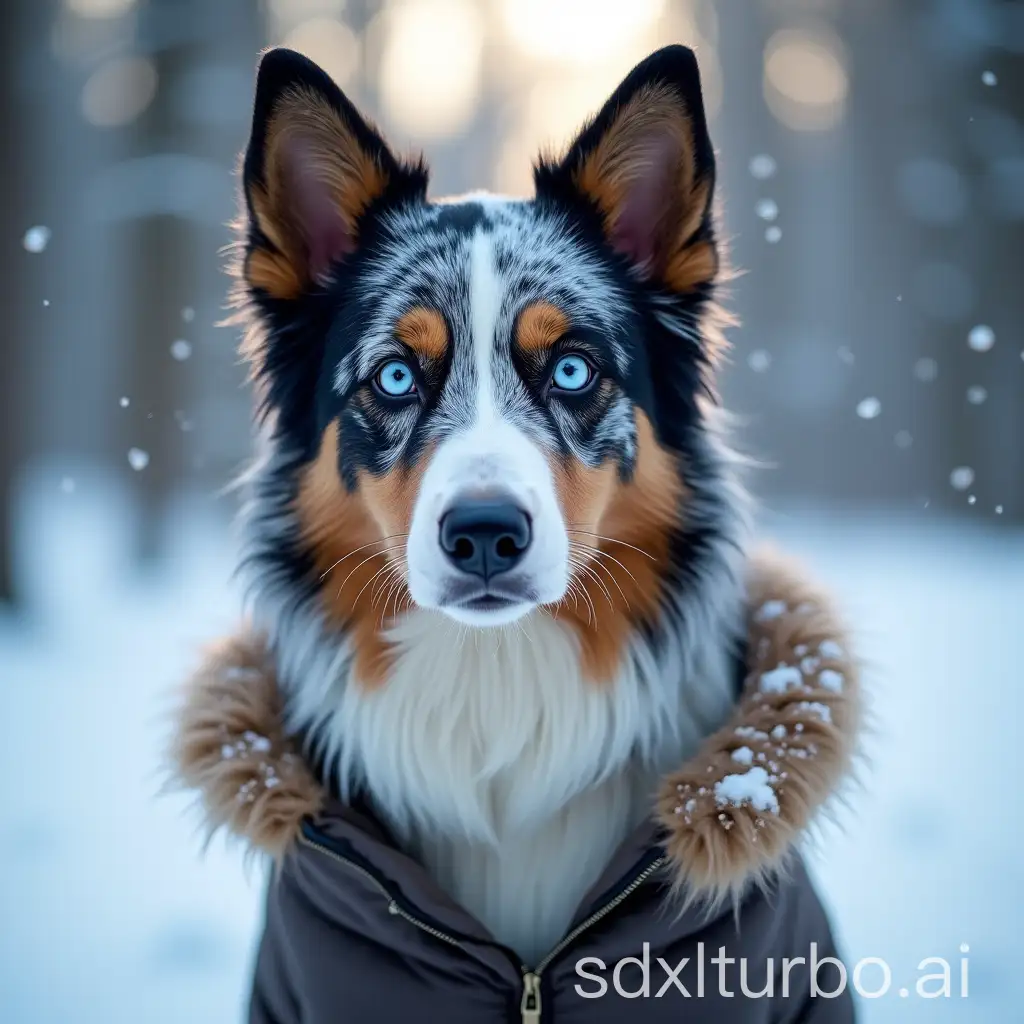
[169,547,861,906]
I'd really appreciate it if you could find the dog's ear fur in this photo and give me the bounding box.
[535,46,717,295]
[240,48,427,301]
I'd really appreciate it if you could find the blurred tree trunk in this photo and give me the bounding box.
[123,0,262,561]
[0,0,42,605]
[0,4,20,603]
[123,1,189,564]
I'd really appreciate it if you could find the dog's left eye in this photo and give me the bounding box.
[550,353,594,393]
[375,359,417,398]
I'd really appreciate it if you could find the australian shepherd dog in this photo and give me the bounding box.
[233,44,749,966]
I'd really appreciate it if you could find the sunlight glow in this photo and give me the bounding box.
[492,64,639,195]
[501,0,667,64]
[379,0,484,138]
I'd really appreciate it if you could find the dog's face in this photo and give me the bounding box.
[239,47,725,682]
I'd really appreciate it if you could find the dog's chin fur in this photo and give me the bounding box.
[238,411,750,965]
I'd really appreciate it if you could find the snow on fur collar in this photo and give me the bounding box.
[169,548,861,899]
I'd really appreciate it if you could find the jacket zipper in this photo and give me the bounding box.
[520,854,666,1021]
[298,828,664,1023]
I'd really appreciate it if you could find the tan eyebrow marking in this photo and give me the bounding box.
[516,300,569,353]
[394,307,448,361]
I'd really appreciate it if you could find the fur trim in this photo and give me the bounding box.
[168,549,860,897]
[167,633,322,860]
[655,547,861,901]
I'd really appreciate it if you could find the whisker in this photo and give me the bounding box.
[318,533,410,580]
[569,541,639,590]
[334,545,407,595]
[569,557,616,610]
[566,567,597,625]
[565,529,655,560]
[388,569,409,622]
[371,562,404,606]
[570,543,632,606]
[352,561,402,608]
[375,565,409,628]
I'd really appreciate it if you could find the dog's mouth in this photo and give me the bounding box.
[437,577,540,625]
[458,594,518,613]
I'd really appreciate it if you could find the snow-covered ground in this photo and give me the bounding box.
[1,465,1021,1022]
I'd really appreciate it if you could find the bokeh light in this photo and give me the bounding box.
[378,0,484,138]
[763,27,848,131]
[81,55,158,127]
[65,0,135,17]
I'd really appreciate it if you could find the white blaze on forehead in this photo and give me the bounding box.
[469,228,502,426]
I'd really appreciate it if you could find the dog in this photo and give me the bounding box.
[232,43,751,968]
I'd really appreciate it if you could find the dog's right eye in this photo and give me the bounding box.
[374,359,418,399]
[549,353,595,393]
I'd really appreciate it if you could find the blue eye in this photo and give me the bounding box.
[551,354,593,392]
[375,359,417,398]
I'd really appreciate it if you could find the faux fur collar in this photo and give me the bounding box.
[169,548,860,900]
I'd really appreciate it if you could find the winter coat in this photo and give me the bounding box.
[171,551,862,1023]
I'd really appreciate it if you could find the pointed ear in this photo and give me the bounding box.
[241,48,427,300]
[535,46,717,294]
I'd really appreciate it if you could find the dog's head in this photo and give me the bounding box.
[238,46,734,683]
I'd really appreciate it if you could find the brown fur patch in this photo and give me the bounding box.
[395,307,448,362]
[550,409,684,682]
[656,549,862,904]
[246,87,389,300]
[294,420,417,687]
[516,300,569,354]
[570,83,716,292]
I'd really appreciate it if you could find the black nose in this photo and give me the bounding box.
[439,498,532,580]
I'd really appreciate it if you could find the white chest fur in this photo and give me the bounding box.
[283,608,738,966]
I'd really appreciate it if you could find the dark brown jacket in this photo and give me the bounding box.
[172,552,862,1023]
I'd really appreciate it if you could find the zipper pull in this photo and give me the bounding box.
[521,972,541,1023]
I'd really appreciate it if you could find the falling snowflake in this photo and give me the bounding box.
[966,385,987,405]
[174,409,194,432]
[42,299,50,307]
[856,397,881,419]
[895,430,913,449]
[949,466,974,491]
[749,154,777,180]
[60,477,75,494]
[127,447,150,471]
[748,349,772,373]
[181,306,195,323]
[913,357,938,382]
[22,226,51,253]
[755,198,779,222]
[981,70,997,87]
[837,346,855,365]
[967,325,995,352]
[765,226,782,244]
[170,339,192,361]
[995,505,1004,515]
[119,396,130,408]
[967,495,977,505]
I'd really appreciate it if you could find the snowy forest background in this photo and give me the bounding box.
[1,0,1021,1021]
